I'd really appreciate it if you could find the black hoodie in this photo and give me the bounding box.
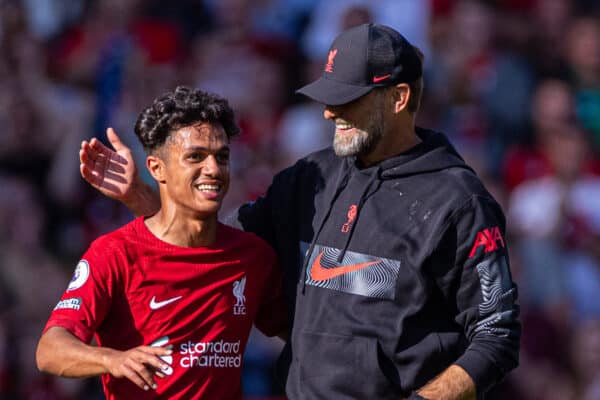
[239,128,520,399]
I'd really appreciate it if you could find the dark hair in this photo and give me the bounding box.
[407,46,424,114]
[407,78,423,114]
[134,86,240,153]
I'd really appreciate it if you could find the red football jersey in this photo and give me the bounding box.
[44,217,286,400]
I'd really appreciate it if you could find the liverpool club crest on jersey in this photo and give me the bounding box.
[233,276,246,315]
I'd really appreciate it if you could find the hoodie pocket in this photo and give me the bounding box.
[297,331,401,399]
[396,331,463,391]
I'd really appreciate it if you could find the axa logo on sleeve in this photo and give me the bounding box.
[67,260,90,291]
[469,226,505,258]
[150,336,242,373]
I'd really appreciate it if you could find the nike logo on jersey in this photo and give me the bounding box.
[149,295,182,310]
[310,252,381,281]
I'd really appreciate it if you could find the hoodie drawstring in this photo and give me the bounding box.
[301,163,351,293]
[336,166,381,263]
[301,164,382,293]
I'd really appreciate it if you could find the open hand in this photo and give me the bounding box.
[79,127,137,202]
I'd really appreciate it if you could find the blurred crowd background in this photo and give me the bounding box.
[2,0,600,399]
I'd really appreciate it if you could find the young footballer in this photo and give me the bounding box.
[36,86,286,400]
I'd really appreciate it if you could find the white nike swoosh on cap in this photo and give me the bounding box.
[149,295,182,310]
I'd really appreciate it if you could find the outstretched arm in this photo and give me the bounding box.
[36,326,172,391]
[79,127,160,216]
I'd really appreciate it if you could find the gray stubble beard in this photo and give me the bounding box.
[333,106,384,158]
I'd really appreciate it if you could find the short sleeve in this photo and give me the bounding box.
[43,238,121,343]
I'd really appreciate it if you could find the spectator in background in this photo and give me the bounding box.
[508,124,600,313]
[301,0,430,62]
[0,175,74,399]
[527,0,574,79]
[49,0,185,142]
[501,79,594,192]
[565,16,600,149]
[508,124,600,399]
[427,0,533,177]
[0,0,96,259]
[506,77,600,321]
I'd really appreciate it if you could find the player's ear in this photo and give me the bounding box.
[392,83,410,114]
[146,154,166,183]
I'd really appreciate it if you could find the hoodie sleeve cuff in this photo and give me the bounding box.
[453,348,503,397]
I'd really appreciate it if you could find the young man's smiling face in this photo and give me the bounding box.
[155,122,230,217]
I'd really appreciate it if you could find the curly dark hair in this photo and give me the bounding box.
[134,86,240,153]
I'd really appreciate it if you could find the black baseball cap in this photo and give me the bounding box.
[297,23,422,106]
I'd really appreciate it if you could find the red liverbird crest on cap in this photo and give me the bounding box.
[325,49,337,73]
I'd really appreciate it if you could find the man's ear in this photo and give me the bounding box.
[146,155,166,183]
[392,83,411,114]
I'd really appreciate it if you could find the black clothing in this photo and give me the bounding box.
[239,128,520,399]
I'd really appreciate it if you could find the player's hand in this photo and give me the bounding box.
[79,127,139,204]
[104,345,173,391]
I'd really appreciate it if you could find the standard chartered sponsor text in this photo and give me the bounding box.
[180,340,242,368]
